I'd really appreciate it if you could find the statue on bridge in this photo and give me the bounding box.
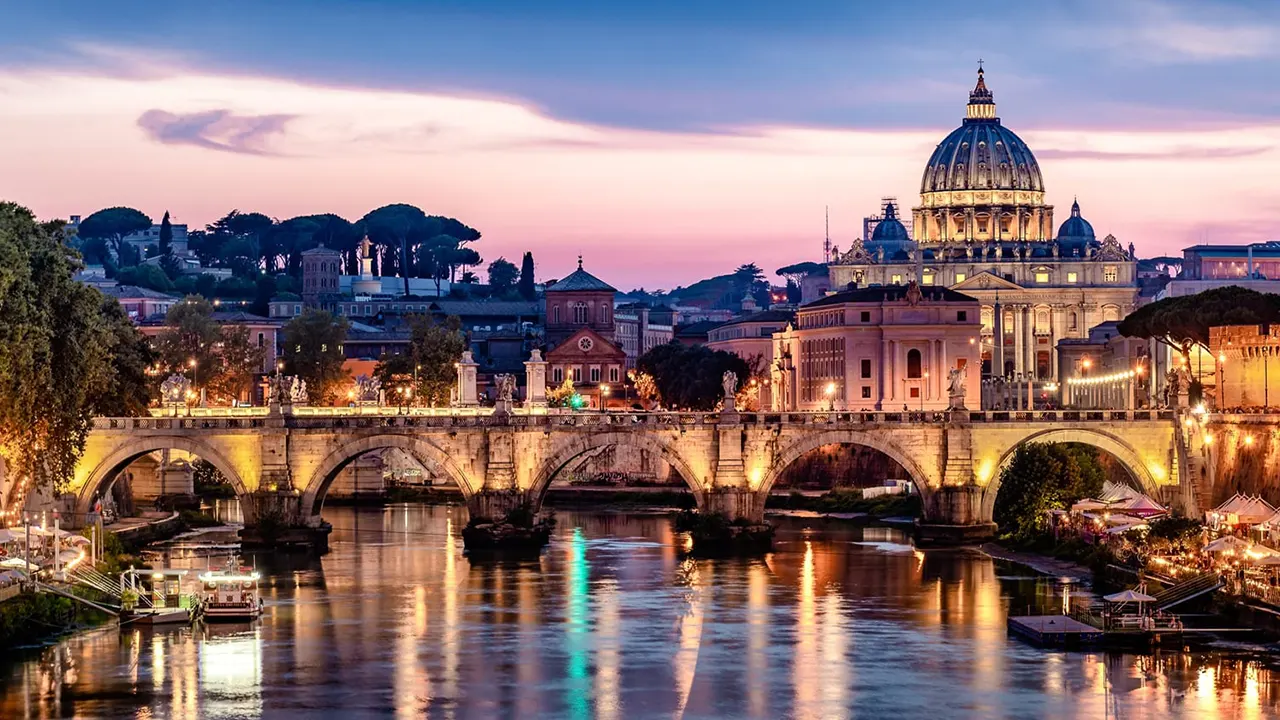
[354,375,381,404]
[493,374,517,415]
[269,374,309,407]
[160,374,191,406]
[721,370,739,413]
[947,366,968,410]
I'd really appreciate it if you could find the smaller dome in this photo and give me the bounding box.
[1056,199,1095,243]
[870,202,910,244]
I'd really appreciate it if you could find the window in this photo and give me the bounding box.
[1066,272,1078,283]
[891,274,903,285]
[860,359,872,379]
[907,348,922,379]
[552,305,560,324]
[860,311,871,323]
[599,304,608,324]
[909,387,920,398]
[257,332,265,348]
[1069,311,1078,331]
[1104,266,1118,282]
[553,367,564,383]
[957,311,968,322]
[572,367,581,382]
[609,367,619,382]
[922,274,935,286]
[573,303,588,324]
[1003,273,1014,282]
[293,304,301,315]
[1034,272,1049,283]
[955,273,966,283]
[861,386,872,399]
[590,367,601,382]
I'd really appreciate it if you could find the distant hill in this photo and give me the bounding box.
[627,268,777,310]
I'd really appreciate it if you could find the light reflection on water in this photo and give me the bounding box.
[2,505,1279,719]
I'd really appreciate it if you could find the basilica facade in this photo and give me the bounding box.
[827,68,1138,380]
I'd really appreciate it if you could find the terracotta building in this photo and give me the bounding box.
[543,259,626,407]
[771,282,981,411]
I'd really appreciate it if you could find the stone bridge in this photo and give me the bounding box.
[31,407,1188,544]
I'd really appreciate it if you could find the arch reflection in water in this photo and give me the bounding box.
[1,507,1278,718]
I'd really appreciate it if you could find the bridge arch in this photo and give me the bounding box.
[758,429,937,501]
[529,431,707,507]
[302,435,478,516]
[980,427,1163,520]
[75,436,249,517]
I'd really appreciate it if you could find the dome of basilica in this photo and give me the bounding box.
[1056,199,1094,243]
[870,202,909,244]
[919,69,1044,196]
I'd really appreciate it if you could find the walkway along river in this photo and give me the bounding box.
[1,506,1277,718]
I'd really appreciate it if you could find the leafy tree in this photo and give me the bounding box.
[77,207,152,259]
[636,342,750,410]
[250,274,277,316]
[89,297,157,416]
[519,252,536,300]
[281,309,351,405]
[116,263,174,292]
[199,210,273,271]
[152,297,263,404]
[776,261,826,280]
[546,378,577,408]
[488,257,519,294]
[1118,286,1280,365]
[211,325,265,404]
[362,204,427,295]
[993,443,1106,540]
[374,315,466,406]
[0,202,116,491]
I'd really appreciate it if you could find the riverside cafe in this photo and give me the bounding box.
[1053,481,1169,541]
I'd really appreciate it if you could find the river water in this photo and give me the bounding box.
[2,505,1278,719]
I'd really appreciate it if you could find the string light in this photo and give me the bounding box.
[1065,369,1136,386]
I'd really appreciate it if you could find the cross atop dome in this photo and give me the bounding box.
[966,64,996,120]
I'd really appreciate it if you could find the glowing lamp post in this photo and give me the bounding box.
[824,382,836,412]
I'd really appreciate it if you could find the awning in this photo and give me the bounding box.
[1103,589,1156,603]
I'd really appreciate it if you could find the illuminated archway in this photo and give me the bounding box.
[302,435,477,516]
[530,432,706,507]
[76,436,248,517]
[759,430,936,505]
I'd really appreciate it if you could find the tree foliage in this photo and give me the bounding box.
[281,309,351,405]
[88,297,157,416]
[519,252,536,300]
[77,207,151,257]
[152,297,264,404]
[0,203,118,491]
[1118,286,1280,361]
[993,443,1107,540]
[487,257,519,294]
[636,342,750,410]
[374,315,467,406]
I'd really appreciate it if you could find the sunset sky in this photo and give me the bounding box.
[3,0,1279,289]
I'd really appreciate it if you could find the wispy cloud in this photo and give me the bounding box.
[136,109,295,155]
[1082,0,1280,63]
[1036,145,1271,161]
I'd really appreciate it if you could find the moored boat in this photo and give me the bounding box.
[120,569,196,625]
[198,563,264,621]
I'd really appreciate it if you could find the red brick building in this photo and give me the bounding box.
[544,259,626,407]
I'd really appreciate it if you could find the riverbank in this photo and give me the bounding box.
[980,542,1094,586]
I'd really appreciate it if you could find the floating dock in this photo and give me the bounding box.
[1008,615,1104,648]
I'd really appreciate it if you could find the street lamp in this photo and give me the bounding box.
[601,384,611,412]
[824,381,836,411]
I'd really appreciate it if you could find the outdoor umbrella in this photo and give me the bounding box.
[1205,535,1253,553]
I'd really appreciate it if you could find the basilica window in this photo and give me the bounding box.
[573,303,588,324]
[1069,312,1078,331]
[1034,272,1049,284]
[590,367,601,383]
[1104,266,1118,282]
[1066,272,1078,284]
[1102,305,1120,322]
[861,359,872,379]
[955,273,966,283]
[553,367,564,383]
[922,273,935,285]
[891,274,903,285]
[907,349,923,379]
[572,367,582,382]
[610,367,619,383]
[1035,310,1049,334]
[860,311,870,323]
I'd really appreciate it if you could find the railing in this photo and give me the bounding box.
[93,407,1183,432]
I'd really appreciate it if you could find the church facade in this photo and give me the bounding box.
[826,68,1138,381]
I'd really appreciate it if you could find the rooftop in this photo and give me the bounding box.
[99,284,181,300]
[546,258,615,293]
[716,309,796,328]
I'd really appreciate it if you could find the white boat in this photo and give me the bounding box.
[121,569,195,625]
[198,563,263,621]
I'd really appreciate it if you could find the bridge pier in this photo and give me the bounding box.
[239,491,331,553]
[916,486,996,545]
